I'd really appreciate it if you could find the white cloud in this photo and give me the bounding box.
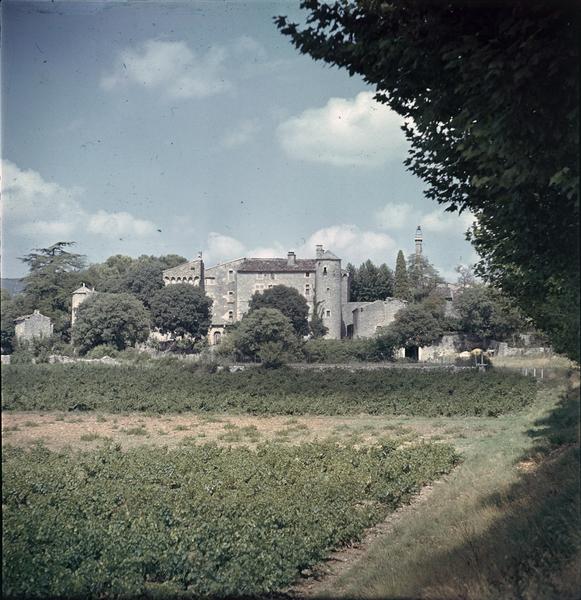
[205,232,246,264]
[101,39,232,99]
[375,202,418,230]
[221,119,260,148]
[422,208,475,234]
[298,224,397,265]
[277,91,408,167]
[202,225,396,268]
[1,160,157,243]
[87,210,157,238]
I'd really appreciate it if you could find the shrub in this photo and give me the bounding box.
[85,345,119,359]
[232,308,299,366]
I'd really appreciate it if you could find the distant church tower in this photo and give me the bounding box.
[414,225,423,264]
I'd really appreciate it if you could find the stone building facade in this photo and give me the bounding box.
[14,310,53,341]
[163,245,403,344]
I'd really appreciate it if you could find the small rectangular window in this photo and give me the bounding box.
[228,311,234,320]
[228,269,234,282]
[326,310,331,317]
[305,272,310,278]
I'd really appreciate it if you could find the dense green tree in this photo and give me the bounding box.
[309,299,328,339]
[249,285,309,336]
[1,290,18,354]
[150,284,212,340]
[93,254,187,308]
[407,254,445,302]
[276,1,579,361]
[393,250,411,301]
[19,242,86,337]
[387,297,449,350]
[348,260,394,302]
[454,285,527,342]
[72,293,150,354]
[232,308,298,366]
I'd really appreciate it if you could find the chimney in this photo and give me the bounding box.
[316,244,324,258]
[287,251,296,266]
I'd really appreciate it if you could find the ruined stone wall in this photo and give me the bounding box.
[351,299,406,339]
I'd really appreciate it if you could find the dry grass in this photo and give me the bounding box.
[1,411,490,452]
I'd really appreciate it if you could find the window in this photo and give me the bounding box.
[305,284,311,297]
[323,267,328,276]
[228,269,234,282]
[228,311,234,321]
[325,310,331,317]
[305,272,310,278]
[326,287,330,293]
[270,273,276,280]
[228,291,235,303]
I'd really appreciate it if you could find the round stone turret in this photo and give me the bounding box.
[314,246,342,340]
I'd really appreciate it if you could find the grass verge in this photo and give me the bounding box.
[315,373,580,600]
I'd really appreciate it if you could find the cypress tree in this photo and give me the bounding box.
[394,250,411,301]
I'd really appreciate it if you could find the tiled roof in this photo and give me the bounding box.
[237,258,316,273]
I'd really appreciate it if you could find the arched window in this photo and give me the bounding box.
[323,266,328,276]
[213,331,222,345]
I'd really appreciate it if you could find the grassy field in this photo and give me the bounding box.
[308,372,580,600]
[1,364,578,599]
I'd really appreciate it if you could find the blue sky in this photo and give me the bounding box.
[1,0,477,280]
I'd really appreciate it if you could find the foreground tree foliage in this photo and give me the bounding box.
[150,284,212,340]
[72,293,150,354]
[249,285,309,336]
[276,1,579,361]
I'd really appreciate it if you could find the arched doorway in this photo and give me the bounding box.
[213,331,222,345]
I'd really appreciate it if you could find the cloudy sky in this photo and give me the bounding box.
[1,0,477,280]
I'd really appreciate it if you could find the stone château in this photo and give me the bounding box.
[162,245,406,344]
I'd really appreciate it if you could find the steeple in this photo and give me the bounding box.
[414,225,423,263]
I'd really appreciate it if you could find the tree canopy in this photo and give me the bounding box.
[72,293,150,354]
[346,260,394,302]
[19,242,86,337]
[453,285,527,342]
[150,284,212,340]
[393,250,411,301]
[232,308,299,367]
[407,254,445,302]
[386,297,449,350]
[249,285,310,336]
[276,1,579,361]
[90,255,187,308]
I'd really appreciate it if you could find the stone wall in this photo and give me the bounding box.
[351,299,406,339]
[236,271,316,320]
[14,310,53,341]
[204,259,245,328]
